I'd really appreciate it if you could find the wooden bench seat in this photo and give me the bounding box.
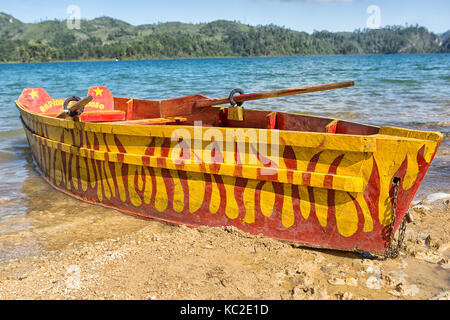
[104,117,187,125]
[43,110,126,122]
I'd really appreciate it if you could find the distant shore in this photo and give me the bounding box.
[1,17,447,64]
[2,52,449,65]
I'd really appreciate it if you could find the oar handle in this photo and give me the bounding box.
[56,95,93,119]
[195,81,354,108]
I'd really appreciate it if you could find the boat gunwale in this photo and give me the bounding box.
[16,99,443,153]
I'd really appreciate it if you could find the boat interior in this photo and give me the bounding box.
[17,86,380,136]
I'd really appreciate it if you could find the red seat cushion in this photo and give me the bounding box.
[77,110,126,122]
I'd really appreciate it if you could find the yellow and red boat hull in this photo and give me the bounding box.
[16,97,442,254]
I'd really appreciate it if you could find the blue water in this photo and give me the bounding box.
[0,54,448,256]
[1,55,449,130]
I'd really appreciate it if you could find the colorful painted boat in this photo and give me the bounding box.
[15,83,442,256]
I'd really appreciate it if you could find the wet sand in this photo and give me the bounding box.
[0,184,448,300]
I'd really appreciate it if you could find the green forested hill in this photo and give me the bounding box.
[0,12,448,62]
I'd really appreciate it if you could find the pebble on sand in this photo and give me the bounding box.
[366,275,382,290]
[412,204,431,211]
[426,193,450,202]
[389,283,419,297]
[328,278,345,286]
[431,291,450,300]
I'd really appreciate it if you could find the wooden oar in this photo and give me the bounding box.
[56,96,93,119]
[194,81,354,108]
[160,81,354,117]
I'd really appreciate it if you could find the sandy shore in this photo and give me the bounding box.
[0,195,448,300]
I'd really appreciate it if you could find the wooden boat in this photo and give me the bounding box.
[15,82,442,256]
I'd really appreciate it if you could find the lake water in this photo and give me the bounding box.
[0,54,448,261]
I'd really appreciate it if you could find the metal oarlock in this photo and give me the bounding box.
[228,88,244,121]
[63,96,83,117]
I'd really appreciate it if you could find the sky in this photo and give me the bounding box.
[1,0,449,34]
